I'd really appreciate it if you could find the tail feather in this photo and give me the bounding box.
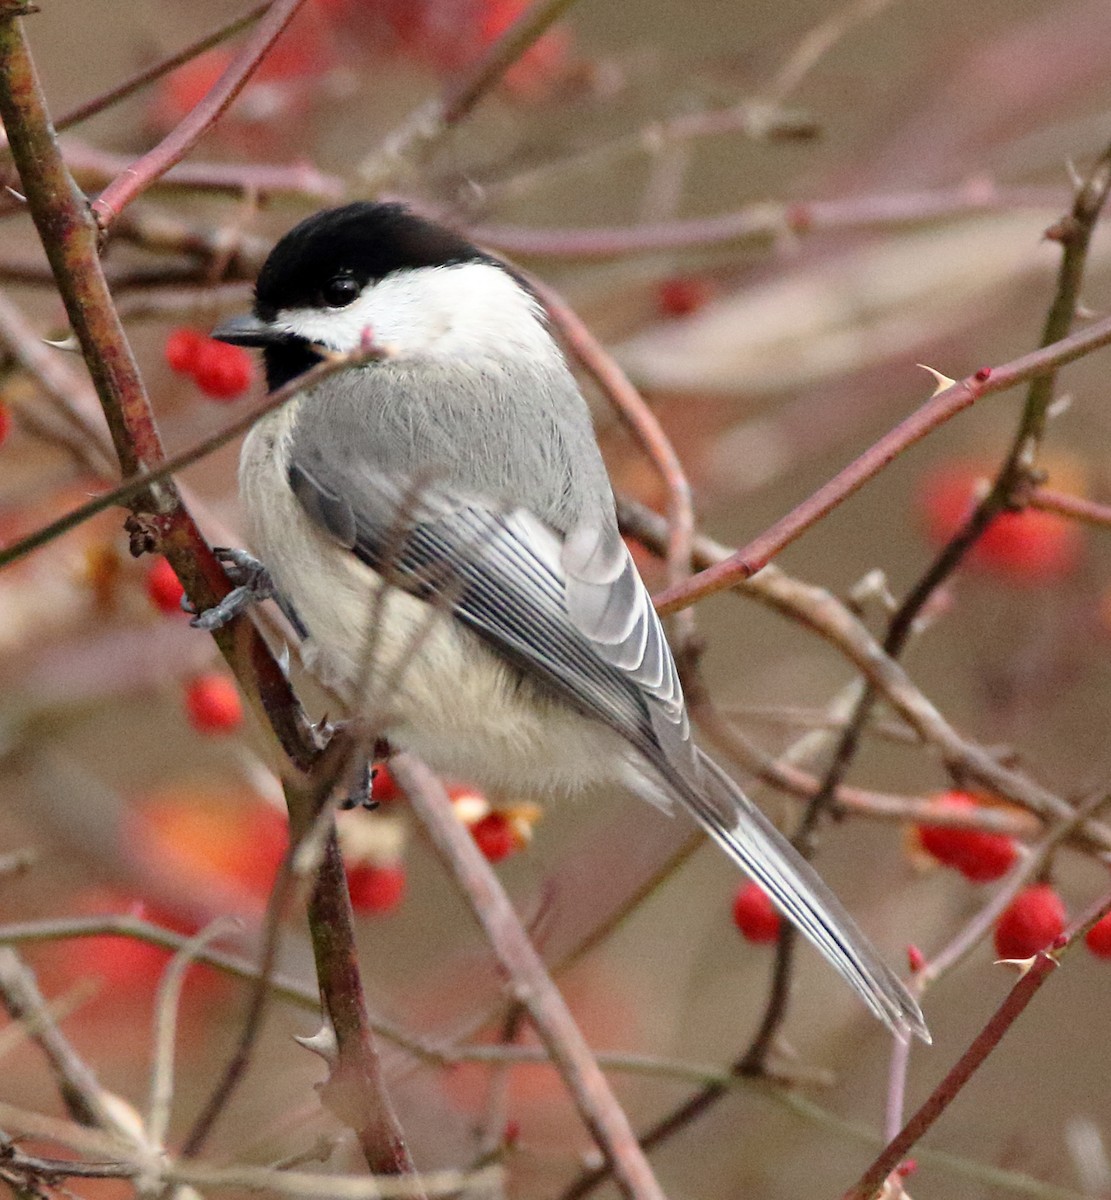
[675,749,929,1043]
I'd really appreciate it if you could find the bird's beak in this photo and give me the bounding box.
[210,312,286,347]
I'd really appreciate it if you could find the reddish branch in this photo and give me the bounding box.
[91,0,309,228]
[653,310,1111,616]
[842,951,1059,1200]
[50,3,271,135]
[0,5,417,1182]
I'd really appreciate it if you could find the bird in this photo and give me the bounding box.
[210,200,927,1042]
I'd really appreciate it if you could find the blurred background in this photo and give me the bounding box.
[3,0,1111,1196]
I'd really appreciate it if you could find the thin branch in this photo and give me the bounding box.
[393,754,668,1200]
[842,889,1111,1200]
[91,0,310,228]
[65,138,345,206]
[0,287,116,476]
[148,920,238,1151]
[470,183,1063,260]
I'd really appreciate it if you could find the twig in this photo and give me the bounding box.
[763,0,895,104]
[66,138,345,205]
[178,817,299,1157]
[359,0,582,191]
[0,915,439,1060]
[470,183,1063,260]
[393,754,668,1200]
[91,0,310,228]
[148,920,238,1151]
[0,287,116,476]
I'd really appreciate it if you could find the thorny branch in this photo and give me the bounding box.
[90,0,310,228]
[0,5,417,1181]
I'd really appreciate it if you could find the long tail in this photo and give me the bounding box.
[670,749,928,1042]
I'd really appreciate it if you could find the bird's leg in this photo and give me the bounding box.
[188,547,305,634]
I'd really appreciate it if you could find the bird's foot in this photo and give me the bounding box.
[189,547,277,631]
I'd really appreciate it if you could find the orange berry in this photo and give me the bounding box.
[346,862,406,914]
[145,557,185,615]
[732,881,781,943]
[916,791,1018,882]
[1084,911,1111,959]
[191,339,255,401]
[184,674,244,734]
[994,884,1066,960]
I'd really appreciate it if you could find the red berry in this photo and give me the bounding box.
[472,812,517,862]
[1084,911,1111,959]
[0,400,10,447]
[994,884,1066,960]
[917,463,1082,584]
[906,943,925,973]
[372,762,402,804]
[191,339,255,401]
[164,327,205,374]
[657,276,717,318]
[346,862,406,913]
[184,674,244,734]
[732,881,781,943]
[145,557,186,615]
[916,791,1019,882]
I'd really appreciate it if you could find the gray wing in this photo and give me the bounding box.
[286,438,683,771]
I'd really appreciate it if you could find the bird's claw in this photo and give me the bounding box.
[189,548,277,631]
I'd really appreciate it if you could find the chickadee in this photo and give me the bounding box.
[212,201,926,1041]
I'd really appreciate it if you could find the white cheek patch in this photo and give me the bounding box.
[275,261,553,361]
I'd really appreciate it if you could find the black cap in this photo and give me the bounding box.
[252,202,495,321]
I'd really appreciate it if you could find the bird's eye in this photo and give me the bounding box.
[321,275,360,308]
